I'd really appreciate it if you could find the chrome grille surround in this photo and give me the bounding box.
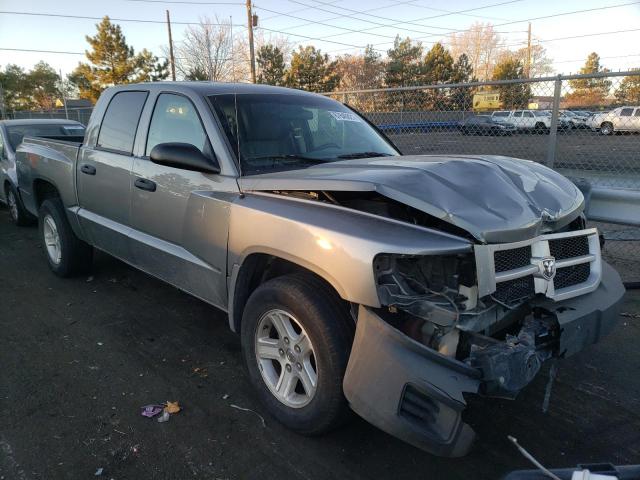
[474,228,601,303]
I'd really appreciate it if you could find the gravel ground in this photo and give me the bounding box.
[1,207,639,480]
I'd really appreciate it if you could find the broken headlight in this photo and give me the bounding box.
[374,253,477,328]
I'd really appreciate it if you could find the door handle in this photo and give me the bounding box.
[80,164,96,175]
[134,178,157,192]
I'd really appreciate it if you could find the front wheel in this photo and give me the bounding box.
[241,273,354,435]
[38,198,93,277]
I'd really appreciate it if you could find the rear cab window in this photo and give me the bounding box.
[97,91,148,154]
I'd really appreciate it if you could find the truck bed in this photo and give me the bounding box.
[16,136,83,217]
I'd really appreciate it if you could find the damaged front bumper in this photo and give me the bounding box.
[343,261,625,457]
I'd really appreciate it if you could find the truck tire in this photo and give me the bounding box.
[5,183,35,226]
[241,273,354,435]
[534,122,548,134]
[600,122,613,135]
[38,198,93,277]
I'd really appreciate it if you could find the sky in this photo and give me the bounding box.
[0,0,639,77]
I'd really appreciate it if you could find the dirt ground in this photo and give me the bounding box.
[1,207,639,480]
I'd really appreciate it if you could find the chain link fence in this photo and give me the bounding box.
[5,107,93,126]
[324,71,640,282]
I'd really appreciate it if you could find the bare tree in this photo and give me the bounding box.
[449,23,504,80]
[174,16,234,81]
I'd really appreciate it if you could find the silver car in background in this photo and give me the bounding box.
[0,119,85,225]
[588,106,640,135]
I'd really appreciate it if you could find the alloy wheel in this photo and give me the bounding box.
[43,214,62,265]
[255,309,318,408]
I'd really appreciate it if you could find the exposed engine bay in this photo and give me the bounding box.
[270,189,593,398]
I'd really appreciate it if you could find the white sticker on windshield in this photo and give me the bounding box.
[328,111,361,122]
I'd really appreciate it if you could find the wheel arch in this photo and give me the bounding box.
[228,252,349,333]
[32,178,61,209]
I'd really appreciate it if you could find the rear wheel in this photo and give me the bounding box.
[600,122,613,135]
[38,198,93,277]
[5,183,34,226]
[241,273,354,435]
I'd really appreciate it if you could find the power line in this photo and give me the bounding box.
[280,0,523,38]
[0,10,245,27]
[407,0,640,43]
[260,0,342,21]
[254,5,399,40]
[554,53,640,65]
[0,47,84,55]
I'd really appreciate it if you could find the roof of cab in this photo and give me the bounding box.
[110,81,327,98]
[0,119,85,127]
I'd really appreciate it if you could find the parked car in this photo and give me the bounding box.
[459,115,516,135]
[0,119,85,225]
[16,82,624,457]
[588,106,640,134]
[491,109,551,133]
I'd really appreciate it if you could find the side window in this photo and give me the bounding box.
[0,131,4,158]
[635,109,640,117]
[97,91,148,154]
[620,108,633,117]
[513,111,523,118]
[146,94,207,156]
[524,111,534,118]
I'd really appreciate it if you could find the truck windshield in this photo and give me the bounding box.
[6,124,85,150]
[208,93,398,175]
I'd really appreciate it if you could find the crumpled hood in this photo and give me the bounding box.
[240,155,584,243]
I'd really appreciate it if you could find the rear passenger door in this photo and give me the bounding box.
[129,92,231,308]
[76,90,148,262]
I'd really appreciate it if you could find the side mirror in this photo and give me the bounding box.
[149,142,220,174]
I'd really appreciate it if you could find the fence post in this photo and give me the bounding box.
[545,75,562,168]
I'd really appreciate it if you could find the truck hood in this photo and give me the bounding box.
[239,155,584,243]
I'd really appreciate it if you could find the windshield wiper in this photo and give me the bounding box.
[247,154,330,163]
[337,152,394,159]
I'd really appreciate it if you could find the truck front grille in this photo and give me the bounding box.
[493,275,535,303]
[494,246,531,272]
[554,263,591,290]
[474,228,601,303]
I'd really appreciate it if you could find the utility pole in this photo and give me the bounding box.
[246,0,256,83]
[59,70,69,120]
[526,22,532,78]
[166,10,176,81]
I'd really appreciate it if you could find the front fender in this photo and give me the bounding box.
[226,192,472,308]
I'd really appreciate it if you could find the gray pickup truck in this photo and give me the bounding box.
[16,82,624,457]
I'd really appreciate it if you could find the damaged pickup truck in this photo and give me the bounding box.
[15,82,624,456]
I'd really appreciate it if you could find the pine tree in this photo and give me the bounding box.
[385,36,424,87]
[450,54,475,110]
[0,64,32,111]
[566,53,611,107]
[70,17,167,103]
[285,46,338,92]
[28,62,60,110]
[492,58,530,108]
[615,68,640,104]
[257,45,286,86]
